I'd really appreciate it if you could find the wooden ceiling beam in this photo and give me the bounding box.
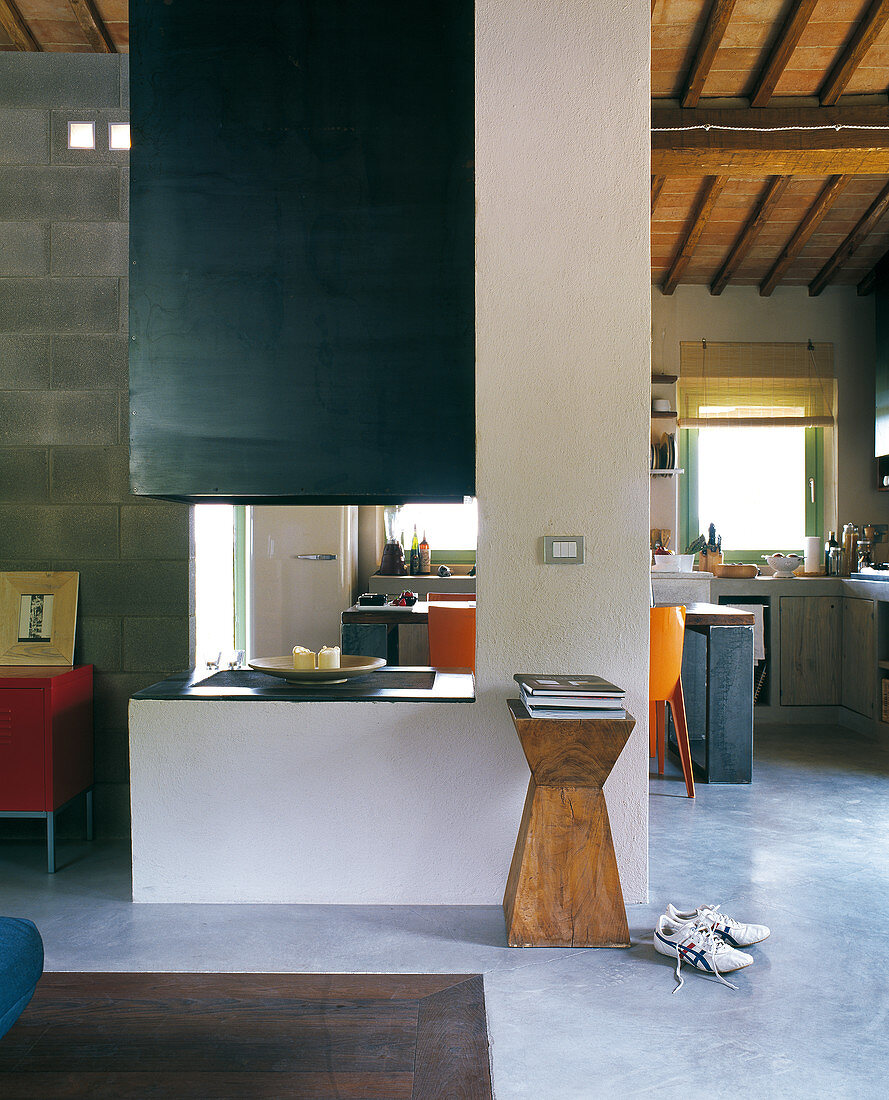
[67,0,116,54]
[710,176,790,295]
[759,175,851,297]
[0,0,40,51]
[750,0,819,108]
[858,264,879,295]
[661,175,727,295]
[681,0,739,109]
[809,180,889,295]
[820,0,889,107]
[651,175,666,215]
[652,105,889,176]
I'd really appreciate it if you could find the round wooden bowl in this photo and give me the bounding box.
[712,563,759,579]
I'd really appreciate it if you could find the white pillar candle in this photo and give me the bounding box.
[318,645,340,669]
[804,536,822,574]
[292,646,316,669]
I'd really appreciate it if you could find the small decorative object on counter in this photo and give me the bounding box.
[700,523,723,572]
[357,593,387,606]
[437,564,451,577]
[825,531,839,573]
[409,525,420,576]
[292,646,316,669]
[379,538,406,575]
[419,531,431,574]
[380,511,408,576]
[391,591,417,606]
[318,645,341,669]
[682,532,704,558]
[763,553,803,578]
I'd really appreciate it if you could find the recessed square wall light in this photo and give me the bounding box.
[68,121,95,149]
[109,123,131,150]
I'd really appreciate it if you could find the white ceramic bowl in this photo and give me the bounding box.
[764,552,803,578]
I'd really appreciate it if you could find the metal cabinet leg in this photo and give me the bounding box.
[46,811,56,874]
[86,788,94,841]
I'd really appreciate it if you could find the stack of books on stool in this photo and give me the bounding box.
[514,674,626,719]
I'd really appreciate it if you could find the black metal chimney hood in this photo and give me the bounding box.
[129,1,474,505]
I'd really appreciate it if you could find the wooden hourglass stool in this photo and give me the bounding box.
[503,700,635,948]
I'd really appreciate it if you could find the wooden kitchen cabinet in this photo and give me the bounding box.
[0,666,94,872]
[843,598,876,718]
[780,597,842,705]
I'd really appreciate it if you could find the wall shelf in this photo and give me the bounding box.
[652,374,678,384]
[651,411,677,420]
[650,468,684,477]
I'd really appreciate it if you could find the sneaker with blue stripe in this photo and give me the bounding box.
[666,903,771,947]
[654,914,753,991]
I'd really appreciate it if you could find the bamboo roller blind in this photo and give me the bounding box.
[678,341,835,428]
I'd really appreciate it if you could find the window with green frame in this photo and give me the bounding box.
[385,501,477,564]
[680,426,824,560]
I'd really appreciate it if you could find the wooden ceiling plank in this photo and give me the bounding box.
[652,104,889,176]
[710,175,791,295]
[820,0,889,107]
[662,175,727,295]
[0,0,40,51]
[809,178,889,294]
[67,0,115,53]
[750,0,820,108]
[759,175,851,296]
[681,0,739,109]
[651,175,667,215]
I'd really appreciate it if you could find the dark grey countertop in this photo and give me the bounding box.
[131,666,475,703]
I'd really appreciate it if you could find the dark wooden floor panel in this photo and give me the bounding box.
[0,972,493,1100]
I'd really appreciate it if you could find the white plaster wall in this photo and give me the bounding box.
[129,0,652,904]
[653,285,881,535]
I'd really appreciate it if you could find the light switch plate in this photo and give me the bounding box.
[543,535,585,564]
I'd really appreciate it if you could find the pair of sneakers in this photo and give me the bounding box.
[654,903,770,991]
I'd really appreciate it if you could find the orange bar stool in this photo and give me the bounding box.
[649,606,695,798]
[427,603,476,672]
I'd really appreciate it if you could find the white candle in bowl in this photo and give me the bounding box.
[292,646,316,669]
[318,645,340,669]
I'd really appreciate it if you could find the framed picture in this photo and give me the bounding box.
[0,572,79,666]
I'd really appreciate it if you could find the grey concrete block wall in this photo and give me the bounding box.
[0,54,194,841]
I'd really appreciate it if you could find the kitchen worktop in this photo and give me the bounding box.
[682,602,755,626]
[342,599,474,624]
[131,666,475,703]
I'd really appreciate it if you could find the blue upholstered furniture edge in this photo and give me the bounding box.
[0,918,43,1039]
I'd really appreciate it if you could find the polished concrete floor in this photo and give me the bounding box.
[1,723,887,1098]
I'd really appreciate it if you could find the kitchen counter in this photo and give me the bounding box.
[367,574,476,596]
[341,600,476,666]
[132,666,475,703]
[682,602,755,626]
[673,602,755,783]
[342,600,472,624]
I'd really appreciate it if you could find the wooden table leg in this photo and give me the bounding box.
[503,702,635,948]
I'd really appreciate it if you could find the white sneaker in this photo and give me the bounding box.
[666,903,770,947]
[654,914,753,992]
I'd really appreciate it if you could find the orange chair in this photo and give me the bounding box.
[428,592,476,602]
[427,603,476,672]
[649,606,695,798]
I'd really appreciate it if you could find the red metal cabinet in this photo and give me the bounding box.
[0,665,94,872]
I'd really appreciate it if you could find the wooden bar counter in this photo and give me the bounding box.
[503,700,635,949]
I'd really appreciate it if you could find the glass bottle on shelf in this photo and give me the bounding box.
[419,531,431,575]
[410,525,420,576]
